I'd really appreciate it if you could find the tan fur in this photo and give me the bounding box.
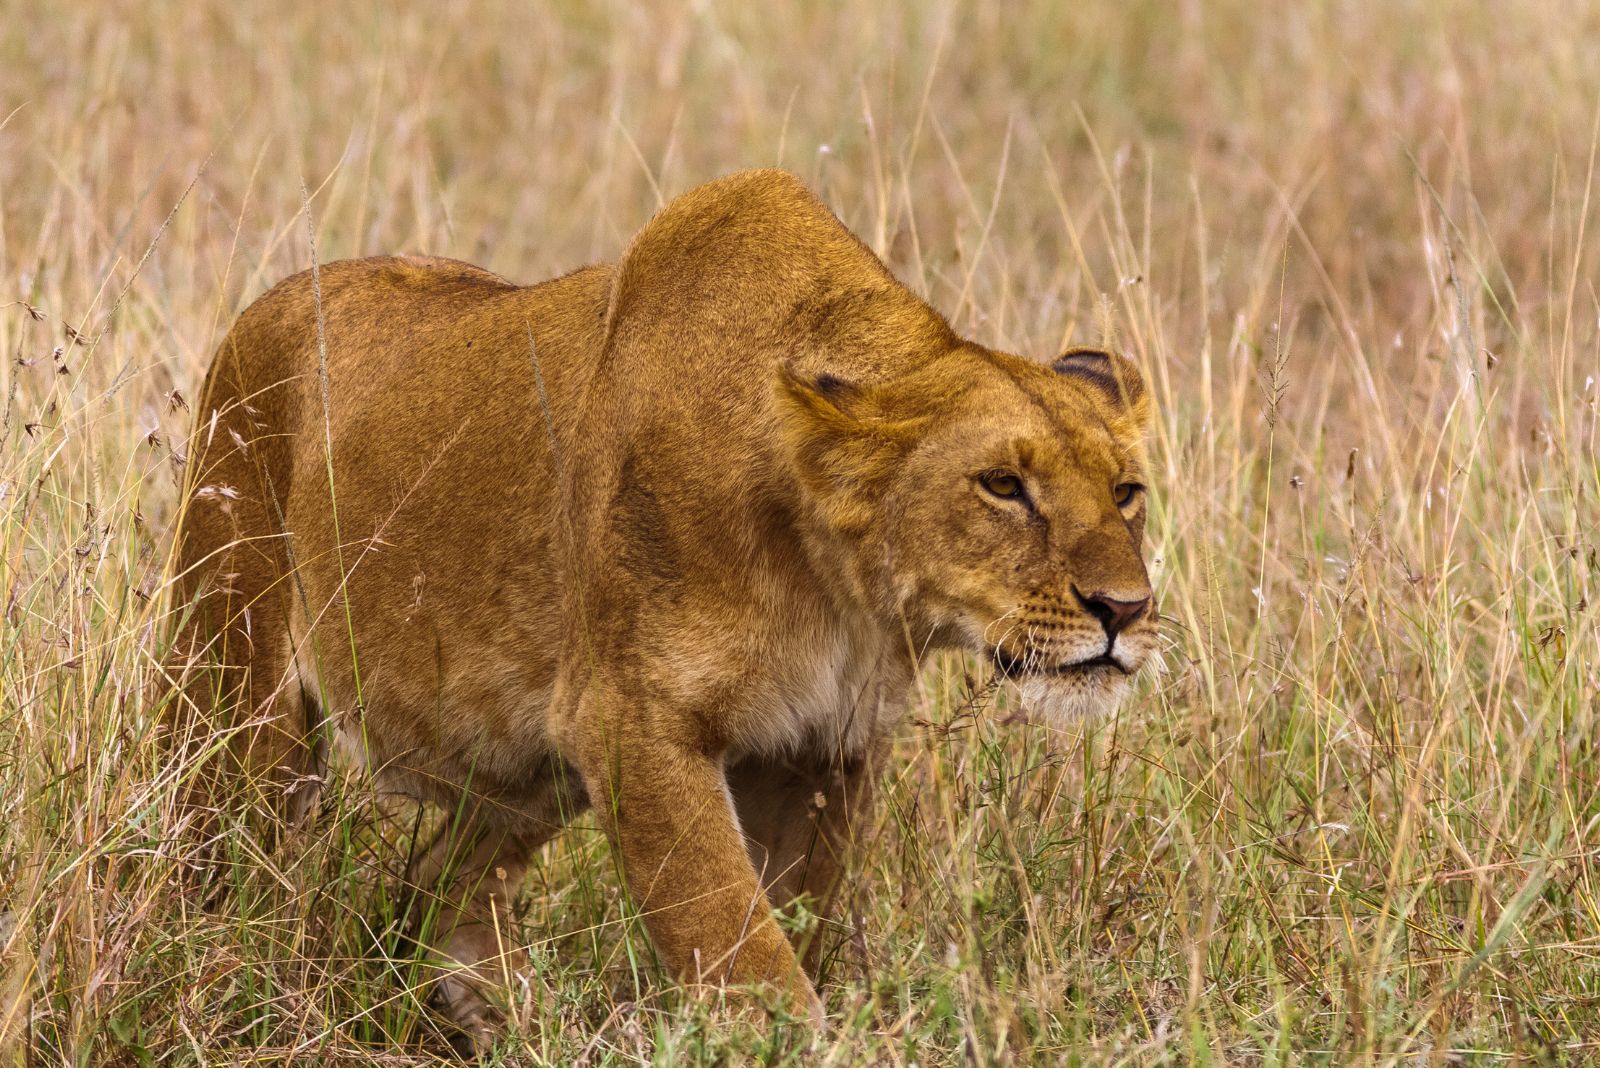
[169,169,1157,1044]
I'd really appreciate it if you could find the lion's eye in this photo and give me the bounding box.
[979,471,1026,501]
[1114,482,1145,508]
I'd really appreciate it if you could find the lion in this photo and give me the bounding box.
[169,168,1157,1047]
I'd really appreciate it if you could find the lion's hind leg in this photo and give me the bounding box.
[400,782,573,1051]
[167,487,319,848]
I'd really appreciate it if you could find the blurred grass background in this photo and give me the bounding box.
[2,1,1598,1063]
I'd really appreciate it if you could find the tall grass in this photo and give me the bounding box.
[3,1,1598,1063]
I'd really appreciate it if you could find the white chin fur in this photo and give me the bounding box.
[1015,673,1131,726]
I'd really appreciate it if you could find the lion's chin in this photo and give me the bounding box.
[1013,671,1131,726]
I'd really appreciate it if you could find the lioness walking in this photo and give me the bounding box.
[171,169,1157,1045]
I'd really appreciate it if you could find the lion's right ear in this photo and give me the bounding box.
[776,365,925,532]
[780,368,866,421]
[1053,347,1149,421]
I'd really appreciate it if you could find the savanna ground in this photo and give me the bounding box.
[3,2,1598,1064]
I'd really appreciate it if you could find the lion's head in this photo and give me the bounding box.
[780,342,1157,722]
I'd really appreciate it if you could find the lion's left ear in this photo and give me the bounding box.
[1053,347,1148,419]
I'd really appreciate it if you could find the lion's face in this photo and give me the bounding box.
[781,345,1157,722]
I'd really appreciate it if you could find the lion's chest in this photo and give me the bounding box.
[651,609,909,763]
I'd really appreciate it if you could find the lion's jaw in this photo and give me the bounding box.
[1016,670,1133,725]
[975,613,1157,724]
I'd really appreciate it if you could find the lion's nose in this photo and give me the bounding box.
[1073,587,1151,638]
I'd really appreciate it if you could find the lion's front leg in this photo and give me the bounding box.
[726,740,885,978]
[569,699,822,1022]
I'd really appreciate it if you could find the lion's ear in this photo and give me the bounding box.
[776,365,925,532]
[775,366,865,438]
[1053,347,1148,418]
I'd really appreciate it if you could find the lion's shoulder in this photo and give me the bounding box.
[602,169,899,343]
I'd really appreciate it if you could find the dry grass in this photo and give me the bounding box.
[3,2,1599,1063]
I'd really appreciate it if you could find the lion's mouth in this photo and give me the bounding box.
[991,647,1130,678]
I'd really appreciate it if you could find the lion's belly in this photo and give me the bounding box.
[297,641,580,824]
[287,545,574,820]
